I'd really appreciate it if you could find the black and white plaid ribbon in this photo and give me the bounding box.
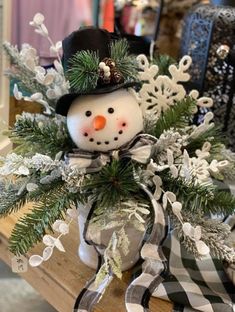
[125,183,168,312]
[152,229,235,312]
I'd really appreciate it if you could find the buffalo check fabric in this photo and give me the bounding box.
[152,230,235,312]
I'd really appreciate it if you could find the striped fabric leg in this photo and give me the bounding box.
[125,183,168,312]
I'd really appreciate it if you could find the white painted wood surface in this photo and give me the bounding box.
[0,0,12,155]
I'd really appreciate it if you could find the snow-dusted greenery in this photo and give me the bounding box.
[1,13,235,281]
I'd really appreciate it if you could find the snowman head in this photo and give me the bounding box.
[67,89,143,152]
[56,28,142,151]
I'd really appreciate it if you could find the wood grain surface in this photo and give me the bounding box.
[0,204,173,312]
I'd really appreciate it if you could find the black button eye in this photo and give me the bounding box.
[85,111,92,117]
[108,107,114,114]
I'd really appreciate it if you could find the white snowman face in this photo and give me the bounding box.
[67,89,143,152]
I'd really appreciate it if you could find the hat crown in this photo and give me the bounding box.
[62,27,112,69]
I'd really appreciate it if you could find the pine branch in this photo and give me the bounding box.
[162,174,235,215]
[152,97,197,138]
[67,50,99,92]
[8,114,74,157]
[84,160,139,208]
[3,42,50,102]
[0,182,28,217]
[110,39,138,80]
[152,54,176,76]
[173,212,235,263]
[186,126,224,157]
[9,182,76,256]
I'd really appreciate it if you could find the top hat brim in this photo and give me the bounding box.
[56,81,140,116]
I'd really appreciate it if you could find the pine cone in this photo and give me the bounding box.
[111,69,124,84]
[103,57,116,69]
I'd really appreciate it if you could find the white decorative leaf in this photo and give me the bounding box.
[66,208,79,220]
[136,207,150,215]
[195,240,210,256]
[172,201,182,216]
[29,255,43,267]
[17,166,30,176]
[26,183,38,192]
[167,149,174,166]
[46,89,57,99]
[43,234,56,246]
[43,246,53,261]
[194,226,202,241]
[182,222,193,237]
[43,74,54,85]
[54,239,65,252]
[134,212,145,223]
[58,223,69,235]
[13,84,23,100]
[54,60,64,74]
[52,220,65,232]
[165,192,176,203]
[33,13,45,25]
[30,92,43,101]
[170,165,178,178]
[162,194,168,209]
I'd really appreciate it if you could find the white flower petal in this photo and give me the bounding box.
[29,255,43,267]
[42,246,53,261]
[195,240,210,256]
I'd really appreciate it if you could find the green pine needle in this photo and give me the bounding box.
[152,97,197,138]
[152,54,176,76]
[84,160,139,208]
[110,39,138,80]
[8,115,74,157]
[186,126,225,157]
[0,182,28,217]
[9,182,76,256]
[67,50,99,92]
[162,174,235,215]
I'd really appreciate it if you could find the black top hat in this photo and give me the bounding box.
[56,27,139,116]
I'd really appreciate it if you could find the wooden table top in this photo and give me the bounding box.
[0,204,173,312]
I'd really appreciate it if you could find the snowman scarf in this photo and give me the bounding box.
[68,134,169,312]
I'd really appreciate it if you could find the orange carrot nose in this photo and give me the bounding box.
[93,115,106,131]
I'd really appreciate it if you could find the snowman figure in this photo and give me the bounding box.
[56,27,147,269]
[56,28,143,154]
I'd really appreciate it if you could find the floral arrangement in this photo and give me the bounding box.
[1,13,234,312]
